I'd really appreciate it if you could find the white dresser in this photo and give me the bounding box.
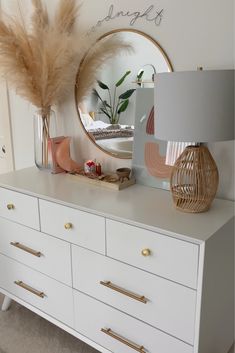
[0,167,234,353]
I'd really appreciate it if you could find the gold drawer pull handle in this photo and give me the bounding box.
[7,204,15,210]
[101,328,147,353]
[100,281,147,304]
[10,242,42,257]
[14,281,45,298]
[141,249,151,257]
[64,222,73,230]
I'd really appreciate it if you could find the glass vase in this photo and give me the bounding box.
[33,108,57,170]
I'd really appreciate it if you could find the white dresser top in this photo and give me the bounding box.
[0,167,234,244]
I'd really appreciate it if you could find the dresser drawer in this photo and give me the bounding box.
[0,188,39,229]
[74,291,193,353]
[0,217,72,286]
[72,246,196,344]
[106,220,199,288]
[39,200,105,254]
[0,254,73,327]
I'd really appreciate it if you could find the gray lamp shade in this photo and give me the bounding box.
[154,70,234,142]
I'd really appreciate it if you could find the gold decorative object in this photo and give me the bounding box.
[101,328,146,353]
[171,146,219,213]
[10,242,42,257]
[103,175,119,183]
[141,249,151,257]
[14,281,45,298]
[64,223,73,230]
[7,203,14,210]
[100,281,147,304]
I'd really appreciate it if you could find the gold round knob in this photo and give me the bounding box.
[7,204,15,210]
[141,248,151,257]
[64,222,72,230]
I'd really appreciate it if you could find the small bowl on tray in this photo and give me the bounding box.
[116,168,131,183]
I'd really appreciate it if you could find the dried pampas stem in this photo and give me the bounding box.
[0,0,84,168]
[76,34,134,104]
[0,0,82,110]
[31,0,49,36]
[54,0,81,34]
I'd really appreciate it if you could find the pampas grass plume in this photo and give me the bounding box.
[0,0,83,110]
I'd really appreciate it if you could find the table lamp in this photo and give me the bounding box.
[154,70,234,213]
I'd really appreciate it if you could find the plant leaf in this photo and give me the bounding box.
[137,70,144,80]
[92,88,98,96]
[93,88,103,101]
[103,100,111,108]
[115,70,131,87]
[97,80,109,90]
[119,89,135,100]
[118,99,129,114]
[100,108,111,119]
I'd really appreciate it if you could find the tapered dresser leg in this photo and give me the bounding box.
[1,296,12,311]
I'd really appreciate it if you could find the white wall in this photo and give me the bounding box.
[2,0,234,200]
[0,82,14,174]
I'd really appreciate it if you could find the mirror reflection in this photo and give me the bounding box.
[76,30,172,159]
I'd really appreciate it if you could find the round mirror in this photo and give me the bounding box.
[75,29,172,159]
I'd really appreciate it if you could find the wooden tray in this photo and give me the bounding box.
[67,173,135,190]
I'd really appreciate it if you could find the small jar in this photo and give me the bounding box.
[96,163,102,176]
[84,160,96,174]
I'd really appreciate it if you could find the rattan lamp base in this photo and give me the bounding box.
[170,146,219,213]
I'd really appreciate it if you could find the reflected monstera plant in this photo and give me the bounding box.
[93,71,135,124]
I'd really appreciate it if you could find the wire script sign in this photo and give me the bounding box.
[87,4,164,35]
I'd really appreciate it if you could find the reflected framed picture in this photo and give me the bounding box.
[132,88,171,190]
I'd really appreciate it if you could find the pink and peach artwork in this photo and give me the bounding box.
[145,106,171,179]
[145,142,172,179]
[146,106,154,135]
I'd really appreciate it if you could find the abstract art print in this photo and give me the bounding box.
[132,88,171,190]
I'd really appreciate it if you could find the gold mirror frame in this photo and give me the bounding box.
[75,28,173,159]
